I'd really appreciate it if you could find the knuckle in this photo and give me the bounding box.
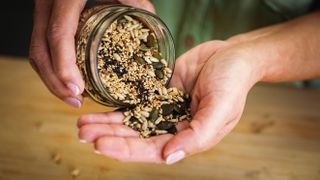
[95,138,105,152]
[189,121,211,152]
[56,68,71,82]
[77,115,88,127]
[78,125,91,140]
[47,23,68,43]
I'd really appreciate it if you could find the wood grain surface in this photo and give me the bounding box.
[0,57,320,180]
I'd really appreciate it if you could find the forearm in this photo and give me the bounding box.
[229,12,320,83]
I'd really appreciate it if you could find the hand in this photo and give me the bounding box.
[77,7,320,165]
[77,39,261,163]
[29,0,155,108]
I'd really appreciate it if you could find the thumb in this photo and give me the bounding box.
[163,95,241,164]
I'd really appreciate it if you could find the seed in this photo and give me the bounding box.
[129,116,139,123]
[140,28,150,32]
[179,115,187,120]
[70,168,80,178]
[114,53,121,61]
[133,54,145,65]
[144,57,152,64]
[140,111,150,118]
[147,70,155,77]
[117,93,125,100]
[173,103,182,113]
[162,87,167,95]
[118,17,127,24]
[138,33,148,41]
[146,34,156,47]
[149,56,159,62]
[149,108,159,122]
[143,107,152,112]
[152,62,165,69]
[142,120,148,130]
[123,115,132,122]
[155,70,164,79]
[127,23,139,31]
[157,121,174,130]
[154,52,162,60]
[165,67,172,73]
[123,111,130,116]
[51,152,61,165]
[155,130,168,134]
[166,125,177,134]
[124,15,133,21]
[148,121,155,128]
[155,117,163,124]
[177,96,184,102]
[161,103,174,115]
[160,59,168,66]
[139,43,149,51]
[158,87,163,95]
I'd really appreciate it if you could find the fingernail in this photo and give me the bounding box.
[79,139,88,143]
[166,150,185,165]
[66,83,80,96]
[64,97,81,108]
[94,150,102,155]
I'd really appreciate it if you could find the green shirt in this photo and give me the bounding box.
[152,0,320,88]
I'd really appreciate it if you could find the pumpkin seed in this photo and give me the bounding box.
[166,125,177,134]
[118,17,127,24]
[133,54,145,64]
[154,52,162,60]
[157,121,174,130]
[149,108,159,122]
[173,103,182,113]
[139,43,149,51]
[146,34,156,47]
[155,69,164,79]
[161,103,174,115]
[129,116,139,123]
[152,62,165,69]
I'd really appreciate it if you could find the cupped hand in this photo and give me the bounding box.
[29,0,155,108]
[77,40,262,164]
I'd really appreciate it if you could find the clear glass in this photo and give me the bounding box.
[76,5,175,108]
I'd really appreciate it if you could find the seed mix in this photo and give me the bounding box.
[84,15,192,137]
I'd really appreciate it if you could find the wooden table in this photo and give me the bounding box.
[0,57,319,180]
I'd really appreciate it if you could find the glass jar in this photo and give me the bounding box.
[76,5,175,108]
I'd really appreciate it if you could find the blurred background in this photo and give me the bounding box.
[0,1,33,57]
[0,1,319,180]
[1,0,319,87]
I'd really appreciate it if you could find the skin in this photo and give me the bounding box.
[30,1,320,164]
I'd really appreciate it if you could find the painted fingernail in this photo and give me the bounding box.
[166,150,185,165]
[66,83,80,96]
[79,139,88,143]
[64,97,81,108]
[94,150,102,155]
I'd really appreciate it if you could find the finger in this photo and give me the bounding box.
[176,121,189,132]
[78,124,139,143]
[95,135,172,163]
[47,0,87,98]
[169,40,228,92]
[163,94,239,164]
[30,0,82,108]
[77,111,124,128]
[97,0,156,13]
[118,0,156,13]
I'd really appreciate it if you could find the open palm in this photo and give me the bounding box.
[77,40,256,164]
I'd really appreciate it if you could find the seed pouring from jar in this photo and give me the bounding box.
[76,8,192,138]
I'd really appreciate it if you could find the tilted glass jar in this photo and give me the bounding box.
[76,5,175,108]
